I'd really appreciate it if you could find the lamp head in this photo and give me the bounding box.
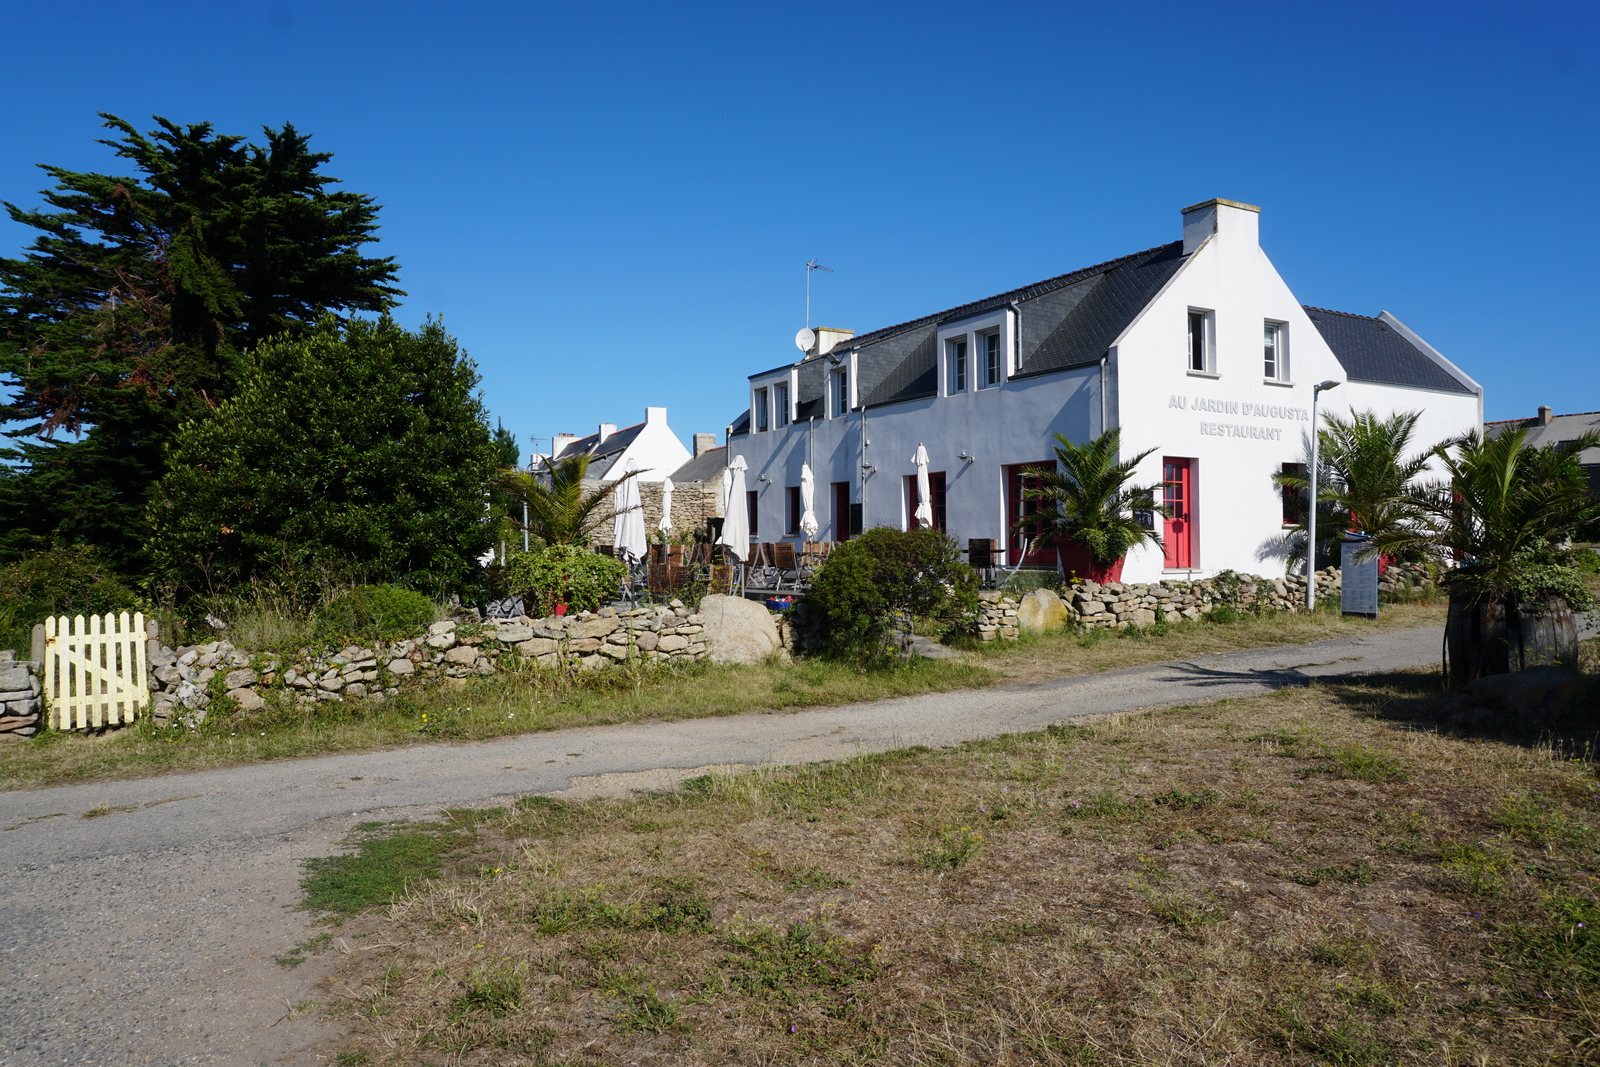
[1314,379,1341,393]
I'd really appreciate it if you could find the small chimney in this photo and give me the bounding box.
[552,433,577,458]
[646,406,666,424]
[597,422,617,443]
[1182,198,1261,255]
[814,327,854,357]
[1538,405,1553,427]
[693,433,716,457]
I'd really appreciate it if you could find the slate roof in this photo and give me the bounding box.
[1484,410,1600,468]
[552,420,647,478]
[1302,307,1475,395]
[667,445,729,485]
[731,242,1189,432]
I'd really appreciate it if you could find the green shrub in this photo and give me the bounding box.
[503,544,626,616]
[0,544,146,655]
[314,585,437,643]
[804,527,978,657]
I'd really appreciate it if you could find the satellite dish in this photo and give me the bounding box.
[794,328,816,354]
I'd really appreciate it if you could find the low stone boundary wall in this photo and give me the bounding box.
[0,652,42,739]
[148,600,716,728]
[974,562,1434,638]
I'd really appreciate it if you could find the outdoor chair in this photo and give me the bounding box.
[770,542,800,590]
[968,539,998,587]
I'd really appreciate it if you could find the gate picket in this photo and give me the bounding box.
[44,612,149,730]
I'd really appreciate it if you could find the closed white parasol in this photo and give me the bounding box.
[612,460,647,562]
[799,463,819,537]
[911,443,933,529]
[717,455,750,560]
[657,476,675,533]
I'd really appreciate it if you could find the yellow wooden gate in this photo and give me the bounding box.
[44,613,149,730]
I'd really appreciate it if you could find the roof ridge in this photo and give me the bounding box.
[1486,410,1600,423]
[815,242,1183,354]
[1302,305,1380,321]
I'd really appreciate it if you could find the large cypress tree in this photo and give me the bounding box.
[0,114,402,571]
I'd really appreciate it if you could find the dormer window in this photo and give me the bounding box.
[981,330,1002,387]
[832,367,850,417]
[948,337,968,393]
[774,382,790,427]
[754,388,769,432]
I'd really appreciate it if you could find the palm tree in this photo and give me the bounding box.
[1276,409,1430,572]
[498,451,643,547]
[1016,429,1164,580]
[1373,426,1600,686]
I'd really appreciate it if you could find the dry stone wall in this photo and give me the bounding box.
[0,652,42,739]
[146,600,718,728]
[973,562,1434,638]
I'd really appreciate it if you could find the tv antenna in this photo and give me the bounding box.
[805,259,832,328]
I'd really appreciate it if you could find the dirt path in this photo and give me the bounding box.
[0,626,1450,1066]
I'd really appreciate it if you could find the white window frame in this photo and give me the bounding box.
[1263,320,1291,384]
[937,311,1009,396]
[831,365,851,418]
[774,381,790,427]
[753,387,769,432]
[947,336,968,394]
[979,329,1002,388]
[1187,309,1217,377]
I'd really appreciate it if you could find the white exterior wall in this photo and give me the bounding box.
[1111,202,1479,582]
[594,407,692,483]
[729,201,1482,580]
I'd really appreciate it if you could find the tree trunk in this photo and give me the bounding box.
[1445,591,1577,689]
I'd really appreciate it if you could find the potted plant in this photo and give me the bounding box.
[503,544,628,618]
[1015,429,1165,584]
[1374,426,1600,688]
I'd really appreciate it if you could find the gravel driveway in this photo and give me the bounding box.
[0,626,1449,1066]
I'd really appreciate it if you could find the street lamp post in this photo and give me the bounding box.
[1306,379,1342,611]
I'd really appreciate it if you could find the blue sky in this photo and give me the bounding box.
[3,0,1595,455]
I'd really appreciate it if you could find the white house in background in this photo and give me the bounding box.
[540,407,692,483]
[727,199,1484,583]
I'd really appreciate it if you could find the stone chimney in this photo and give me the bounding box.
[814,327,854,357]
[693,433,716,457]
[1538,405,1553,427]
[597,423,616,443]
[1182,198,1260,255]
[552,433,577,458]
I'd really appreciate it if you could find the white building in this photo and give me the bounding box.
[728,199,1483,583]
[541,407,692,483]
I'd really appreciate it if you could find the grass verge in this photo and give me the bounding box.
[1,600,1447,791]
[312,661,1600,1065]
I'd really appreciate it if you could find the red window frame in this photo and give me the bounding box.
[904,472,947,530]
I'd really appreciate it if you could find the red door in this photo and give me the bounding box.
[1162,458,1193,569]
[1007,463,1058,566]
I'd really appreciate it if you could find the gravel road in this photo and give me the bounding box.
[1,626,1448,1066]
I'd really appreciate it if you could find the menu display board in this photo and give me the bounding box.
[1341,540,1380,617]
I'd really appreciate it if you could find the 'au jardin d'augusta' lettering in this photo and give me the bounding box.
[1168,394,1308,421]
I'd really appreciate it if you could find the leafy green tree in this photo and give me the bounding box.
[1016,429,1164,569]
[147,316,494,600]
[498,452,642,547]
[0,114,401,569]
[1276,409,1431,571]
[806,527,978,657]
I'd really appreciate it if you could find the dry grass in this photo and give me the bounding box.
[311,662,1600,1065]
[0,601,1448,791]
